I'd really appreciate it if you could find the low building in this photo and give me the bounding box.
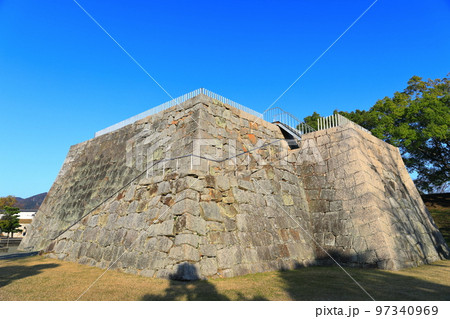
[18,209,37,237]
[0,209,37,237]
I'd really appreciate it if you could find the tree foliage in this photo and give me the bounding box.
[303,75,449,193]
[0,206,21,238]
[303,112,321,130]
[0,196,17,209]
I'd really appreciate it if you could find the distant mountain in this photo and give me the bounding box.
[15,193,47,210]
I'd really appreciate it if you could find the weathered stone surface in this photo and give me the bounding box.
[215,176,230,191]
[146,236,173,252]
[217,246,243,269]
[206,221,225,231]
[231,187,252,204]
[223,217,237,231]
[174,233,199,247]
[157,181,171,195]
[123,229,139,247]
[175,189,199,202]
[180,212,207,235]
[200,202,224,222]
[148,220,174,237]
[169,244,200,262]
[124,185,136,202]
[199,244,217,257]
[200,258,218,277]
[236,214,248,231]
[171,199,200,216]
[282,194,294,206]
[218,203,238,218]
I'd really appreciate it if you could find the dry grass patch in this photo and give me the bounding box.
[424,193,450,245]
[1,256,450,301]
[429,209,450,245]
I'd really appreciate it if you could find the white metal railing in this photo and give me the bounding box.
[200,88,263,119]
[94,88,263,137]
[317,113,371,134]
[263,107,316,136]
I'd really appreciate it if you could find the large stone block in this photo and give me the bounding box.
[217,247,241,269]
[146,236,173,252]
[171,199,200,216]
[174,233,200,247]
[175,213,207,235]
[200,258,218,277]
[200,202,224,222]
[199,244,217,257]
[169,244,201,262]
[148,220,174,237]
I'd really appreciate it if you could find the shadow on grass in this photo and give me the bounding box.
[0,262,60,288]
[141,263,267,301]
[429,210,450,246]
[277,265,450,301]
[277,252,450,301]
[422,193,450,209]
[141,255,450,301]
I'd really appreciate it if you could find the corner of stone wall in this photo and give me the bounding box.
[299,123,448,269]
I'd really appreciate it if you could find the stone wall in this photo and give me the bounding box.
[20,96,203,252]
[20,94,449,279]
[298,124,448,269]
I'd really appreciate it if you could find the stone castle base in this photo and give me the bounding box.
[20,95,449,279]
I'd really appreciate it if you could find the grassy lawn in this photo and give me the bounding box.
[428,204,450,246]
[1,256,449,301]
[430,209,450,245]
[1,195,448,301]
[424,192,450,246]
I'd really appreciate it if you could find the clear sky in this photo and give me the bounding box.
[1,0,449,198]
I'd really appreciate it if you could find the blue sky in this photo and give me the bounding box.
[1,0,449,198]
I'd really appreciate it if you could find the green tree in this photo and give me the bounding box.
[0,206,21,238]
[304,75,450,193]
[303,111,321,130]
